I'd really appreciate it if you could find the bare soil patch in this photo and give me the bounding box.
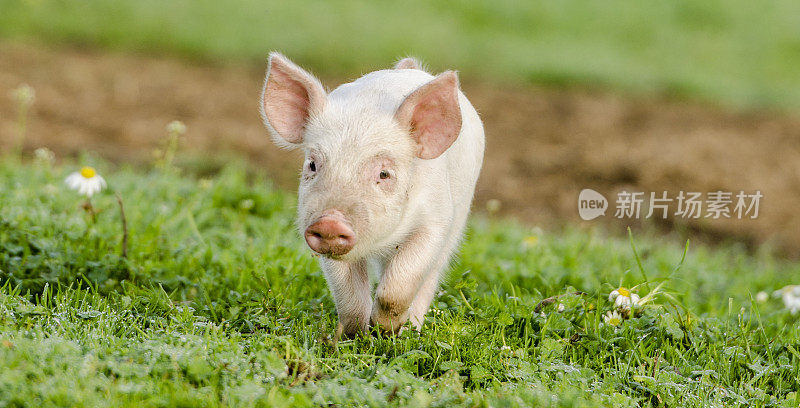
[2,42,800,255]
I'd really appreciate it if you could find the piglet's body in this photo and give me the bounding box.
[260,54,484,335]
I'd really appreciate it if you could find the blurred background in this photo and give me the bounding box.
[1,0,799,255]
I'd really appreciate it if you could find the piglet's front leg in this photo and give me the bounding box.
[320,258,372,338]
[371,229,444,334]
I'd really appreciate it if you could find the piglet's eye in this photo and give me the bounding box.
[309,161,317,172]
[379,170,390,180]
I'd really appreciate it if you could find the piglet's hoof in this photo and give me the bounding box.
[371,324,407,338]
[370,314,409,337]
[333,321,368,346]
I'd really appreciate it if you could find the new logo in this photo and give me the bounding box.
[579,189,608,220]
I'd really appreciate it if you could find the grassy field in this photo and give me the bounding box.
[1,154,799,407]
[1,0,800,110]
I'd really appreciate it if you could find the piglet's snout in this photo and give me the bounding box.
[304,211,355,256]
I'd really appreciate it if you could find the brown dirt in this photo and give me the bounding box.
[2,41,800,255]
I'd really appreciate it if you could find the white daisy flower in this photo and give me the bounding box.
[166,120,187,135]
[774,285,800,314]
[33,147,55,165]
[604,310,622,327]
[608,286,640,312]
[755,291,769,303]
[65,166,106,197]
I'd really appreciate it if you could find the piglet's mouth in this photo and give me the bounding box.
[304,210,356,257]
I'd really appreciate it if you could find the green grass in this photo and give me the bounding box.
[1,155,800,407]
[1,0,800,110]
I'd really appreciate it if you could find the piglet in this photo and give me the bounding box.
[260,53,484,336]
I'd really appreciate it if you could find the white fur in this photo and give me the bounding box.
[261,55,485,335]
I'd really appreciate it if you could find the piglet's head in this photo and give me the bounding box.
[260,53,462,259]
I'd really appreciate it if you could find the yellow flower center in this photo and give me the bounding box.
[617,287,630,297]
[80,167,96,179]
[609,317,621,326]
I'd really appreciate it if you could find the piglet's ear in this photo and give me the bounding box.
[394,71,462,160]
[260,52,327,147]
